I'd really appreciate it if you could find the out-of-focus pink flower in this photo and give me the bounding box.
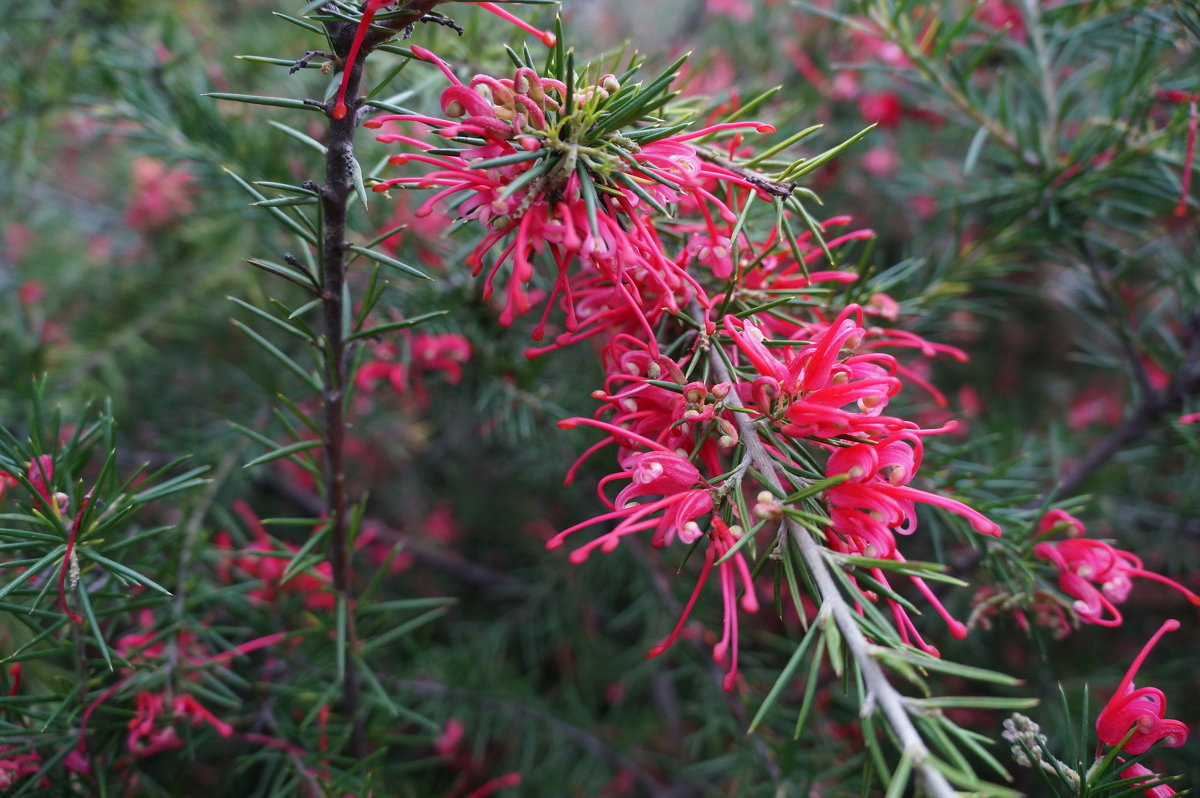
[975,0,1027,42]
[1035,534,1200,626]
[1068,382,1124,429]
[0,746,43,791]
[4,222,35,266]
[124,157,195,231]
[17,281,44,306]
[861,146,899,177]
[126,690,233,758]
[864,292,901,322]
[705,0,753,22]
[857,92,903,127]
[214,501,334,611]
[0,472,17,504]
[462,773,521,798]
[1037,509,1085,538]
[1096,619,1188,755]
[1179,412,1200,425]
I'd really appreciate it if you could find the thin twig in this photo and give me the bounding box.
[1077,237,1152,399]
[1053,313,1200,500]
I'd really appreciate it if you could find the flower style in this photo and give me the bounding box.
[1035,530,1200,627]
[1096,619,1189,755]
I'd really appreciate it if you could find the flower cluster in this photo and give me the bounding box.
[213,501,334,611]
[1034,511,1200,627]
[371,34,1001,685]
[369,48,779,353]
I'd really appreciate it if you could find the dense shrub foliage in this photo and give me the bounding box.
[1,1,1197,795]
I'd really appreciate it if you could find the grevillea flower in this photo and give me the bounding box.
[0,746,43,791]
[213,501,334,611]
[825,436,1001,542]
[725,306,910,438]
[126,691,234,758]
[551,418,757,689]
[1035,533,1200,627]
[819,434,999,652]
[1117,761,1180,798]
[547,420,713,560]
[1096,619,1189,756]
[369,48,776,352]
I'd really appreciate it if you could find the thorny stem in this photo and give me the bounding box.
[318,58,364,754]
[706,340,958,798]
[316,0,449,757]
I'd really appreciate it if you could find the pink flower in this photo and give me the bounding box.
[547,423,714,560]
[1096,619,1189,755]
[857,92,903,127]
[1035,537,1200,627]
[975,0,1027,42]
[3,222,34,266]
[1117,761,1179,797]
[126,690,234,758]
[214,501,334,611]
[124,157,195,231]
[1037,508,1085,538]
[0,746,43,791]
[369,51,776,352]
[705,0,754,22]
[332,1,555,120]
